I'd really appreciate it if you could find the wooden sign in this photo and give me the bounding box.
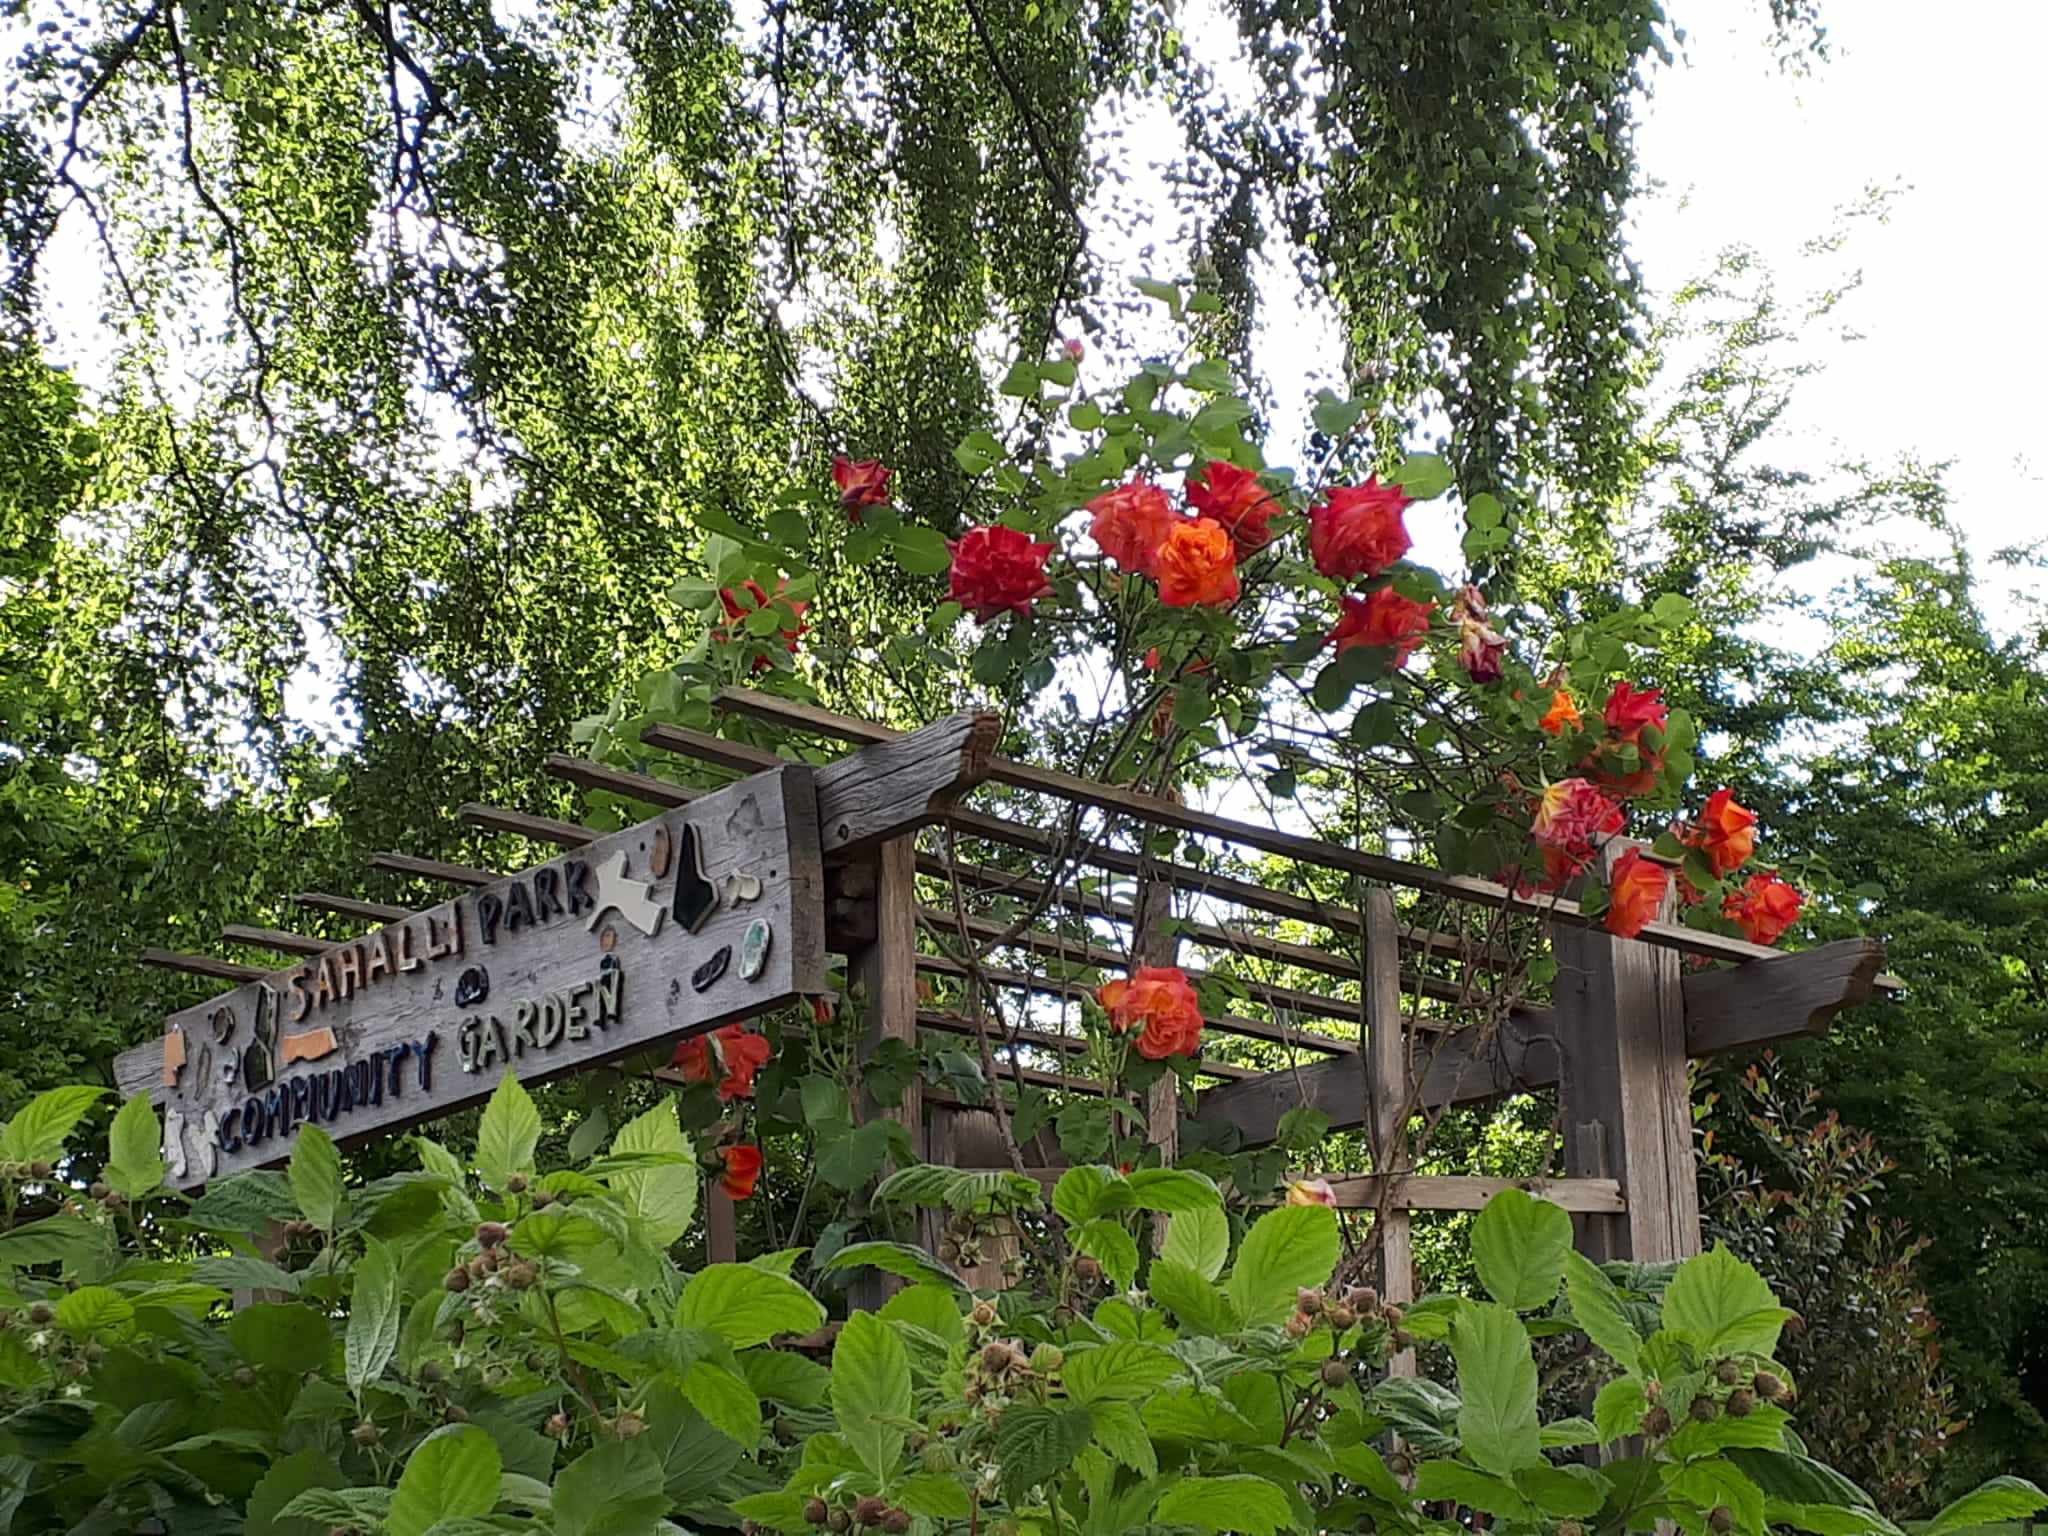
[116,768,825,1188]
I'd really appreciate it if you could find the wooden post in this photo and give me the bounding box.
[706,1185,737,1265]
[1553,843,1700,1263]
[848,836,922,1307]
[1363,888,1416,1375]
[1133,870,1181,1171]
[928,1107,1016,1291]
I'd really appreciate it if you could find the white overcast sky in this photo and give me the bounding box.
[1629,0,2045,565]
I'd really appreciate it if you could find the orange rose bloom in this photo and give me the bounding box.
[832,456,893,520]
[1088,482,1181,576]
[1605,848,1669,938]
[719,1144,764,1200]
[1154,518,1241,609]
[1689,788,1759,878]
[1097,966,1204,1060]
[715,579,808,673]
[1308,477,1413,582]
[1725,872,1803,946]
[1540,689,1583,735]
[1329,589,1435,666]
[1286,1178,1337,1208]
[1186,461,1277,553]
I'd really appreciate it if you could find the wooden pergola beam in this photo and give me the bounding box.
[712,688,1904,990]
[542,754,696,809]
[457,803,594,849]
[295,892,409,924]
[140,949,265,983]
[369,851,496,888]
[914,1011,1258,1082]
[222,924,330,958]
[960,1166,1623,1213]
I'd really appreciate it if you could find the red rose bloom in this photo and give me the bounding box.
[1154,518,1240,608]
[1186,461,1277,553]
[832,456,893,521]
[1603,681,1669,743]
[672,1023,774,1101]
[715,579,808,672]
[1308,478,1413,583]
[1329,589,1435,667]
[948,525,1055,621]
[719,1144,763,1201]
[1532,777,1623,853]
[1097,966,1204,1060]
[1725,872,1803,946]
[1088,482,1180,576]
[1605,848,1670,938]
[1687,789,1759,878]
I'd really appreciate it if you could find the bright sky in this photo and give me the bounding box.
[1630,1,2045,570]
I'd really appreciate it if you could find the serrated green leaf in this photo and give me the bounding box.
[1064,1340,1181,1405]
[1227,1203,1338,1325]
[1414,1461,1536,1519]
[1593,1375,1647,1445]
[387,1426,500,1536]
[289,1124,346,1231]
[832,1310,911,1478]
[1153,1475,1292,1536]
[607,1100,697,1249]
[891,526,952,576]
[105,1094,163,1200]
[1662,1245,1792,1356]
[1124,1167,1221,1213]
[345,1236,400,1394]
[1922,1476,2047,1536]
[1149,1258,1239,1336]
[822,1240,964,1289]
[676,1263,825,1348]
[475,1075,541,1193]
[682,1360,760,1447]
[1073,1218,1139,1292]
[1450,1301,1542,1476]
[1470,1188,1572,1311]
[1563,1248,1642,1373]
[1393,453,1454,500]
[0,1085,104,1165]
[1161,1203,1228,1281]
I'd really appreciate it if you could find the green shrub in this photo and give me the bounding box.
[0,1080,2039,1536]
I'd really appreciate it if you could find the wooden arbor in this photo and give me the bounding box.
[141,687,1896,1314]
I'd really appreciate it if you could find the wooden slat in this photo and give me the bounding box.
[641,723,786,776]
[811,712,1003,858]
[1285,1174,1625,1214]
[985,1166,1624,1214]
[458,803,594,848]
[714,687,1904,989]
[913,952,1356,1056]
[295,892,410,924]
[916,1012,1258,1081]
[139,949,265,983]
[1683,938,1886,1055]
[369,851,497,888]
[543,754,697,809]
[221,924,330,958]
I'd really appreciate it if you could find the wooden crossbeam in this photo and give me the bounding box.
[222,924,330,958]
[140,949,265,983]
[543,754,697,809]
[973,1166,1623,1213]
[296,892,409,924]
[913,1010,1258,1082]
[713,688,1904,989]
[457,803,593,848]
[1682,938,1886,1055]
[370,851,496,887]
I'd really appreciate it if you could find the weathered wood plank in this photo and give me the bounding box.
[222,925,331,959]
[984,1166,1623,1214]
[119,769,827,1188]
[296,892,409,925]
[141,949,266,983]
[1192,1009,1559,1144]
[1363,889,1416,1374]
[646,712,1003,860]
[543,754,697,810]
[370,852,497,888]
[459,804,595,849]
[848,838,922,1310]
[714,688,1903,988]
[1683,938,1886,1056]
[1554,843,1699,1264]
